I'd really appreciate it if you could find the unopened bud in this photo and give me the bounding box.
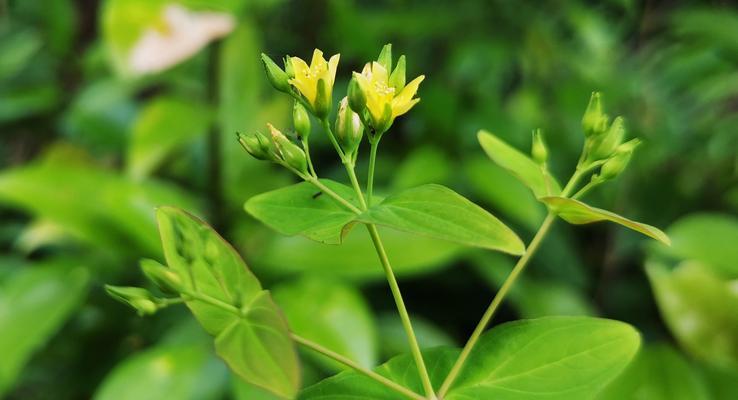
[600,139,641,180]
[373,102,394,136]
[590,116,625,161]
[268,123,308,173]
[313,78,331,119]
[105,285,159,316]
[140,259,182,294]
[336,97,364,153]
[347,76,366,113]
[531,129,548,166]
[261,53,290,93]
[293,102,311,140]
[377,43,392,72]
[238,132,269,160]
[389,55,406,92]
[582,92,607,137]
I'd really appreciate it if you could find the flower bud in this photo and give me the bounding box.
[268,123,308,173]
[600,139,641,180]
[313,78,331,119]
[590,116,625,161]
[389,55,406,92]
[373,102,394,135]
[261,53,290,93]
[377,43,392,71]
[336,97,364,153]
[238,132,269,160]
[531,129,548,166]
[347,77,366,113]
[105,285,159,316]
[293,102,311,140]
[582,92,608,137]
[140,259,183,294]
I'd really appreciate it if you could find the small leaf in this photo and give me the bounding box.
[245,180,361,245]
[477,130,561,198]
[361,184,524,254]
[273,278,378,371]
[540,196,671,245]
[662,213,738,277]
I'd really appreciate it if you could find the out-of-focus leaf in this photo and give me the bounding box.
[391,146,452,190]
[377,313,455,359]
[0,85,59,122]
[245,180,362,245]
[599,343,709,400]
[232,378,282,400]
[0,260,89,395]
[699,363,738,400]
[660,213,738,277]
[361,184,525,254]
[273,278,377,371]
[647,261,738,367]
[541,196,671,245]
[477,130,561,198]
[156,207,300,398]
[0,28,43,80]
[127,96,211,179]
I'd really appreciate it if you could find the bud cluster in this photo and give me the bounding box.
[238,124,308,174]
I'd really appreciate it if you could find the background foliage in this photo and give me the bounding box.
[1,0,737,398]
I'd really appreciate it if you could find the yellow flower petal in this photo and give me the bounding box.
[310,49,325,69]
[327,54,340,85]
[371,62,389,85]
[391,75,424,116]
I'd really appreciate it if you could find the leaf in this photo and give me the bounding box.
[361,184,525,254]
[301,317,640,399]
[245,180,362,245]
[0,260,89,395]
[540,196,671,245]
[662,213,738,277]
[94,343,228,400]
[127,96,211,179]
[599,343,710,400]
[647,261,738,367]
[156,207,300,398]
[273,278,377,371]
[477,130,561,198]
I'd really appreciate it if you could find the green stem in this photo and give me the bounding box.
[291,333,426,400]
[572,179,603,200]
[437,168,587,397]
[367,138,380,207]
[305,176,363,214]
[366,224,436,399]
[344,161,368,210]
[321,118,346,160]
[303,140,317,177]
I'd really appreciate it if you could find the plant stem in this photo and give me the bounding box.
[344,161,368,210]
[321,118,346,160]
[291,333,426,400]
[366,224,436,399]
[304,176,363,214]
[437,167,587,397]
[303,140,317,177]
[367,138,380,206]
[572,179,602,200]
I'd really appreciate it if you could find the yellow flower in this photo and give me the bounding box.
[288,49,340,111]
[352,61,424,130]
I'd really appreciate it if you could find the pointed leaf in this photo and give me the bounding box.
[360,184,524,254]
[245,180,361,244]
[477,130,561,198]
[540,196,671,245]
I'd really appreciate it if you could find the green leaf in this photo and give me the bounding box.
[273,278,377,371]
[127,96,211,179]
[301,317,640,399]
[477,130,561,198]
[647,261,738,367]
[599,343,710,400]
[662,213,738,277]
[156,207,300,398]
[95,344,227,400]
[540,196,671,245]
[0,260,89,395]
[361,184,525,254]
[245,180,362,245]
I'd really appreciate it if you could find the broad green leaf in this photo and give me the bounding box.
[0,260,89,395]
[377,313,455,359]
[477,130,561,198]
[245,180,362,245]
[156,207,300,398]
[273,278,377,371]
[599,343,709,400]
[252,227,461,281]
[361,184,525,254]
[540,196,671,245]
[662,213,738,277]
[301,317,640,399]
[233,378,282,400]
[647,261,738,367]
[95,343,227,400]
[127,96,211,179]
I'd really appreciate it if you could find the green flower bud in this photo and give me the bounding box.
[313,78,331,119]
[600,139,641,180]
[238,132,269,160]
[260,53,290,93]
[377,43,392,72]
[372,102,394,136]
[335,97,364,153]
[590,116,625,161]
[531,129,548,166]
[293,102,311,140]
[140,259,182,294]
[389,55,406,92]
[268,123,308,173]
[582,92,607,137]
[347,77,366,113]
[105,285,159,316]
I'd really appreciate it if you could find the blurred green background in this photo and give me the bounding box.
[1,0,737,399]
